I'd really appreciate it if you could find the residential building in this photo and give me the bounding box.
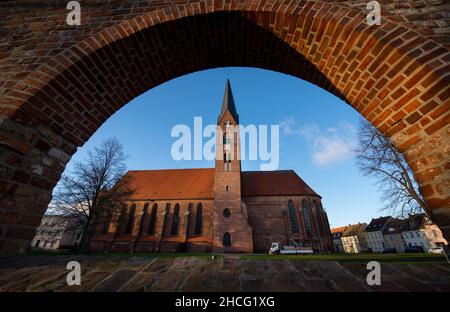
[383,218,406,252]
[31,215,83,250]
[402,214,447,252]
[365,216,392,253]
[331,226,346,253]
[341,223,368,253]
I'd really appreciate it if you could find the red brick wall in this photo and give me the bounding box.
[213,111,253,253]
[89,199,213,253]
[0,1,449,253]
[245,195,333,253]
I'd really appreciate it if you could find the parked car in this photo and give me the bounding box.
[428,247,444,254]
[404,246,425,253]
[382,248,397,253]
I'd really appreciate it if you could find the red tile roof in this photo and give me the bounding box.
[241,170,319,197]
[125,168,320,200]
[126,168,215,200]
[331,226,347,234]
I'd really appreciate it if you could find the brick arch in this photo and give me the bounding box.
[0,1,449,253]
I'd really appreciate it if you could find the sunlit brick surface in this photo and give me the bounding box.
[0,255,449,291]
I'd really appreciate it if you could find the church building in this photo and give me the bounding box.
[89,80,333,253]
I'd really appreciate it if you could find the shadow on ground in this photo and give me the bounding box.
[0,254,449,292]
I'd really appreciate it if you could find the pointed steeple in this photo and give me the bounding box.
[217,79,239,124]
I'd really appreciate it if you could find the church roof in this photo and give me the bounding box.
[217,79,239,124]
[241,170,320,197]
[125,168,319,200]
[125,168,215,200]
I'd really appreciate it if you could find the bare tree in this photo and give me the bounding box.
[354,120,431,219]
[51,137,134,252]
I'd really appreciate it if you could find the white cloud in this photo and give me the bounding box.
[280,116,357,167]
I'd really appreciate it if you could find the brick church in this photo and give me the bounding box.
[89,80,333,253]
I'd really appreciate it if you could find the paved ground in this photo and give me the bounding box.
[0,254,449,292]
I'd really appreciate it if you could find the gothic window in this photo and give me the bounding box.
[223,132,231,145]
[313,200,325,235]
[302,199,313,235]
[147,203,158,235]
[161,203,171,237]
[186,203,193,236]
[171,203,180,235]
[125,203,136,234]
[102,216,110,234]
[223,131,232,172]
[223,153,232,171]
[117,205,127,234]
[138,203,149,236]
[288,200,299,233]
[194,203,203,235]
[223,208,231,218]
[223,232,231,246]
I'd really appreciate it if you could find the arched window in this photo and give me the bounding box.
[138,203,149,236]
[186,203,193,236]
[223,208,231,218]
[147,203,157,235]
[171,203,180,235]
[223,132,231,145]
[302,199,313,235]
[223,132,232,172]
[223,153,231,171]
[125,203,136,234]
[223,232,231,246]
[313,200,325,235]
[194,203,203,235]
[288,200,298,233]
[161,203,171,237]
[102,217,110,234]
[116,204,127,234]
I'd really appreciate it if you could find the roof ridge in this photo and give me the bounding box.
[127,167,214,173]
[242,169,295,173]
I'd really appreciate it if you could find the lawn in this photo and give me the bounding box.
[26,250,221,259]
[25,250,447,264]
[240,253,448,263]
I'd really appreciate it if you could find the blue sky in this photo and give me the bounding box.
[64,67,386,228]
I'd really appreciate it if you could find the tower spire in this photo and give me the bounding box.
[217,79,239,124]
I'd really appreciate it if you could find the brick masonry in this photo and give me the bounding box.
[90,199,214,253]
[0,0,449,253]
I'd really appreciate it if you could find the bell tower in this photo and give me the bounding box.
[212,79,253,253]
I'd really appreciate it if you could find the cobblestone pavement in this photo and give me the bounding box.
[0,255,449,292]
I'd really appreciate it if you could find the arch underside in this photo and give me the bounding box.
[0,1,449,252]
